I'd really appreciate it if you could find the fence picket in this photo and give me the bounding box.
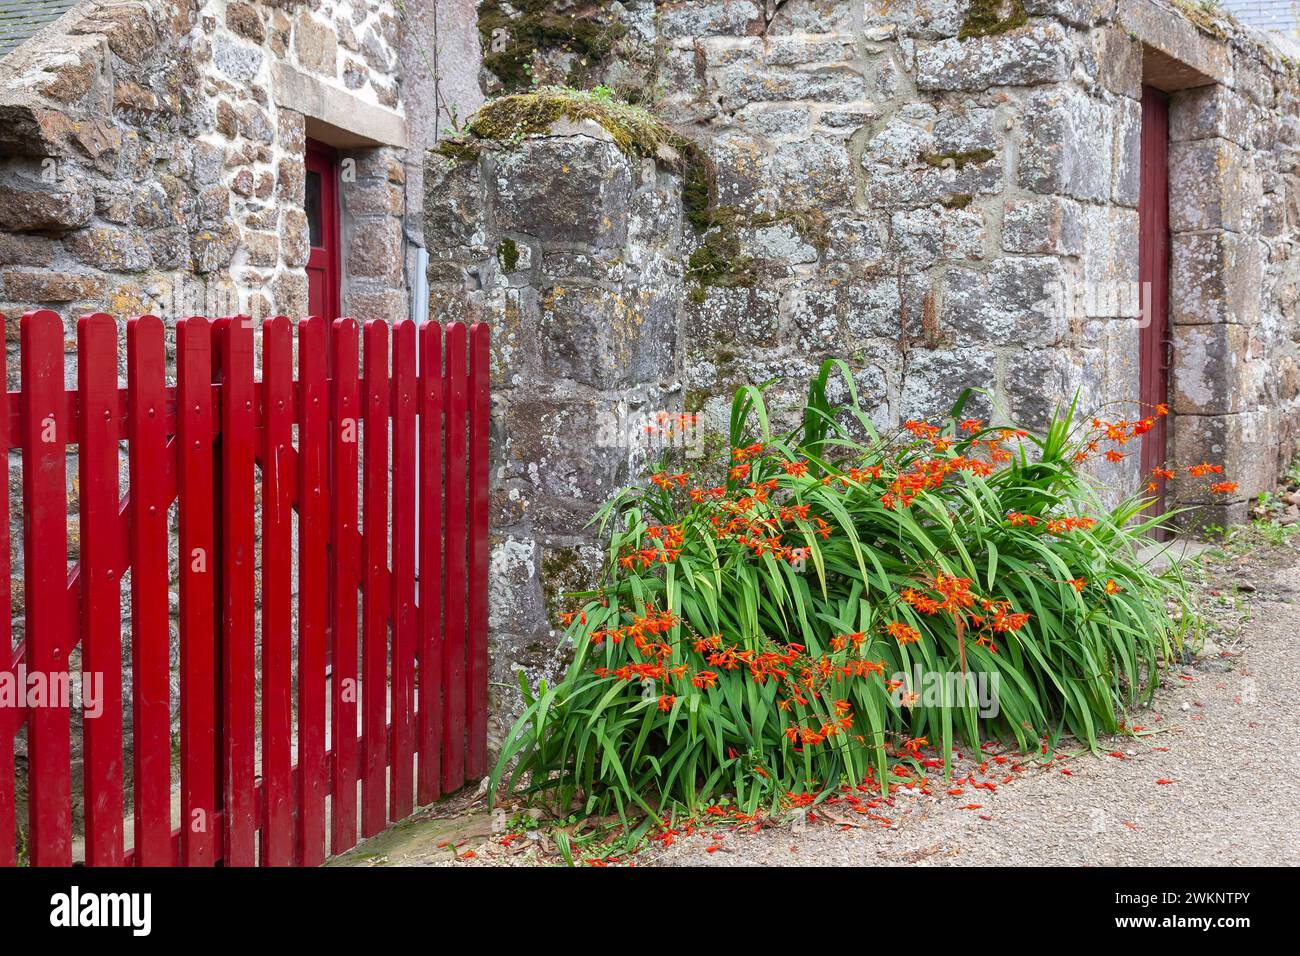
[78,313,124,866]
[297,315,329,866]
[390,321,417,820]
[416,322,444,805]
[361,321,390,838]
[330,318,361,855]
[126,315,173,865]
[260,316,295,865]
[443,322,468,794]
[20,309,72,866]
[468,323,491,781]
[177,316,217,867]
[219,317,257,866]
[0,314,13,867]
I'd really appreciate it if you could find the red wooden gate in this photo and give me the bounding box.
[0,311,490,866]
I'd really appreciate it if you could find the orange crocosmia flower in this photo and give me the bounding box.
[692,670,718,689]
[959,418,984,434]
[1209,481,1238,495]
[1066,578,1087,592]
[728,463,751,481]
[1187,462,1224,478]
[1103,579,1123,595]
[1155,403,1169,416]
[1151,467,1175,480]
[657,694,676,712]
[885,621,921,645]
[1005,511,1039,527]
[781,459,809,477]
[1104,450,1125,463]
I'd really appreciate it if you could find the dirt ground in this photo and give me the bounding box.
[340,530,1300,868]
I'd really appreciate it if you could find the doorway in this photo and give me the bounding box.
[305,140,341,322]
[1138,85,1171,523]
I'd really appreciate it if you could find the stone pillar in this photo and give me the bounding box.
[423,124,685,745]
[1168,85,1272,526]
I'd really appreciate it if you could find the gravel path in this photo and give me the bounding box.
[643,558,1300,867]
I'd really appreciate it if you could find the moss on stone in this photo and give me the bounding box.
[941,193,974,209]
[922,148,996,169]
[432,138,480,163]
[541,545,596,618]
[478,0,626,93]
[687,227,757,304]
[751,207,830,252]
[497,237,520,272]
[466,86,696,172]
[958,0,1028,40]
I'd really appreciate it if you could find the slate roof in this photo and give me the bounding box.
[1220,0,1300,34]
[0,0,78,58]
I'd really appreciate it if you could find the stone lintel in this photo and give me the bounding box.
[273,63,407,149]
[1117,0,1231,90]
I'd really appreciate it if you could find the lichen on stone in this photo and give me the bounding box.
[957,0,1028,41]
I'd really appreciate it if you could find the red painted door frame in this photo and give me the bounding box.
[1138,85,1171,524]
[305,140,341,323]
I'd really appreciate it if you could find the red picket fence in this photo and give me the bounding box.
[0,311,490,866]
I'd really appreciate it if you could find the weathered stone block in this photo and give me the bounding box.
[1170,231,1261,325]
[890,206,985,267]
[491,137,632,247]
[1005,348,1071,430]
[1168,137,1257,233]
[347,219,403,281]
[864,0,962,40]
[1112,96,1141,207]
[1081,206,1139,295]
[1,269,104,303]
[1170,324,1252,415]
[1002,196,1084,255]
[66,227,152,272]
[0,179,94,232]
[1170,85,1250,149]
[688,284,780,348]
[295,14,338,76]
[502,396,638,504]
[901,346,995,419]
[915,22,1070,92]
[1170,410,1276,501]
[538,284,677,390]
[1018,86,1112,201]
[657,0,761,37]
[772,135,854,207]
[0,234,56,266]
[941,257,1068,346]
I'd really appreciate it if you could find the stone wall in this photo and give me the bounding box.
[439,0,1300,734]
[464,0,1300,530]
[424,125,686,745]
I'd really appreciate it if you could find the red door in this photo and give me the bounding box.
[1138,86,1171,523]
[305,141,341,322]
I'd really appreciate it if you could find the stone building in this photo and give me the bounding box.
[0,0,484,340]
[422,0,1300,740]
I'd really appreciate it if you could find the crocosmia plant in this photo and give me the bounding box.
[492,362,1223,822]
